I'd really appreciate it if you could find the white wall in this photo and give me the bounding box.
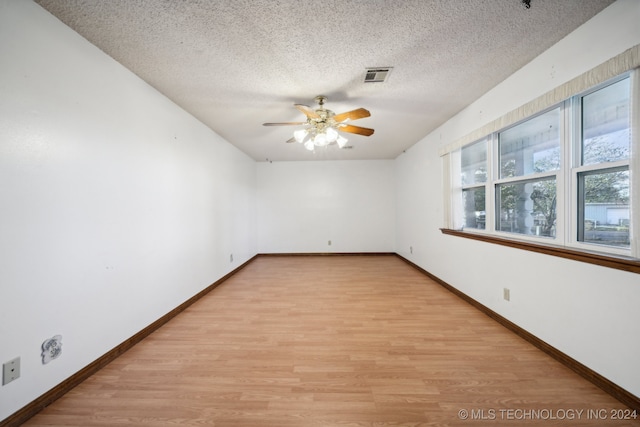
[396,0,640,398]
[0,0,256,420]
[257,160,395,253]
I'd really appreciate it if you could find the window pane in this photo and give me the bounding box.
[579,168,629,247]
[496,178,556,237]
[461,140,487,185]
[499,108,560,178]
[462,187,485,229]
[582,78,630,165]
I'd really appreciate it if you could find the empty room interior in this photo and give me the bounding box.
[1,0,640,425]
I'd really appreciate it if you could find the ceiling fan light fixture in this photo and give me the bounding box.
[264,96,373,152]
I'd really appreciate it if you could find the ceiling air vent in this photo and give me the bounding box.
[364,67,392,83]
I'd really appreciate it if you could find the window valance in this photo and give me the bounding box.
[439,44,640,157]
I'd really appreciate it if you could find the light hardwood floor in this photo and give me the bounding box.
[23,255,638,426]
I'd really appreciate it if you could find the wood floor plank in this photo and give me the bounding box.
[23,255,639,426]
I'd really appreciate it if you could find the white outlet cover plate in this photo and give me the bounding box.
[2,357,20,385]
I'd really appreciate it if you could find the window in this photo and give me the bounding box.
[496,178,557,237]
[497,108,560,238]
[575,78,631,248]
[499,108,561,178]
[577,168,629,246]
[461,139,487,229]
[449,72,636,259]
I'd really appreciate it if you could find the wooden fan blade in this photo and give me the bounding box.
[263,122,307,126]
[286,137,296,143]
[333,108,371,123]
[339,124,375,137]
[294,104,320,119]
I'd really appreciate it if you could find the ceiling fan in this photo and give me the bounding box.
[263,95,374,151]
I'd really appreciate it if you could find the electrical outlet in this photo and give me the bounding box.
[410,246,413,254]
[230,253,233,263]
[328,240,332,246]
[41,335,63,364]
[503,288,511,301]
[2,357,20,386]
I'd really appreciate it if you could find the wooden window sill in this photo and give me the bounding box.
[440,228,640,275]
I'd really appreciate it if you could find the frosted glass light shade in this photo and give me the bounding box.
[293,128,308,143]
[337,135,348,148]
[325,127,338,142]
[314,133,328,147]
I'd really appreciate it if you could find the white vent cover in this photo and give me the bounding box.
[364,67,392,83]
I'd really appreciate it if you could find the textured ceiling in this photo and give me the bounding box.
[35,0,615,161]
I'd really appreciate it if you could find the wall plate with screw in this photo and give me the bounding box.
[2,357,20,385]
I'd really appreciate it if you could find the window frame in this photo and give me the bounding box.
[574,165,630,253]
[492,104,566,245]
[570,75,633,257]
[447,71,637,261]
